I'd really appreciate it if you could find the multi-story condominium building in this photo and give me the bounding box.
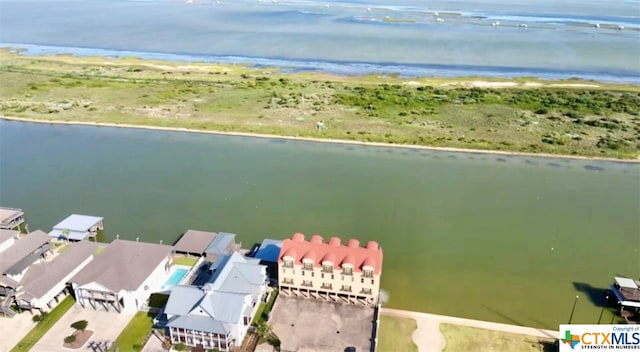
[277,233,383,306]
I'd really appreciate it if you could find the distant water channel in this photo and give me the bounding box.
[1,120,638,329]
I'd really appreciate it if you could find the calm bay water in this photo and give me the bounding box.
[1,120,638,329]
[1,0,639,81]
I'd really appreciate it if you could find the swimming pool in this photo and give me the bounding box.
[162,268,188,290]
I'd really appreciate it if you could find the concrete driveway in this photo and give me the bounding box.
[30,303,134,352]
[0,311,38,352]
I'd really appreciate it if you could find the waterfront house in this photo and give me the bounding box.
[15,240,99,312]
[173,229,218,256]
[0,230,52,317]
[165,252,268,351]
[0,207,25,231]
[277,233,383,306]
[48,214,104,241]
[69,239,173,313]
[0,230,52,295]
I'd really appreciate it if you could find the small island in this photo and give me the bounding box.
[1,48,638,160]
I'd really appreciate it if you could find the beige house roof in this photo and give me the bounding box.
[173,229,217,255]
[0,207,23,225]
[70,239,172,292]
[0,230,51,275]
[0,229,17,245]
[19,240,100,300]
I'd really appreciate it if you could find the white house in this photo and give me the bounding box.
[15,240,99,311]
[165,252,268,351]
[69,239,173,313]
[0,231,52,295]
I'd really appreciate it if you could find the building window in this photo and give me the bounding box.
[361,288,372,294]
[361,278,364,284]
[283,278,294,285]
[321,283,332,290]
[322,263,333,273]
[340,285,352,292]
[283,258,293,268]
[303,262,313,270]
[321,273,325,278]
[363,269,373,278]
[371,279,374,285]
[342,267,353,275]
[302,280,313,287]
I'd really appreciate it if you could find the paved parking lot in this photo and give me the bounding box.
[0,311,38,352]
[270,296,374,352]
[30,303,134,352]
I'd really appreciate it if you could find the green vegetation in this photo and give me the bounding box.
[173,343,188,351]
[172,256,198,266]
[378,315,418,352]
[11,296,75,352]
[114,311,154,352]
[252,290,278,326]
[439,324,556,352]
[71,320,88,332]
[1,49,638,159]
[147,293,169,308]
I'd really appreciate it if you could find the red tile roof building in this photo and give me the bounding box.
[277,233,383,306]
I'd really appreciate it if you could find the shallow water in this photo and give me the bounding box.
[1,0,639,81]
[1,120,638,328]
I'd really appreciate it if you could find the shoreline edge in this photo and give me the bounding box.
[2,115,638,163]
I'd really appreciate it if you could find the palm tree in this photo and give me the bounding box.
[254,321,273,341]
[62,228,70,243]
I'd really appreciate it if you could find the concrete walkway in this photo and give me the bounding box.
[30,303,134,352]
[381,308,558,352]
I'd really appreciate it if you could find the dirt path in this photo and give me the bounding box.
[381,308,558,352]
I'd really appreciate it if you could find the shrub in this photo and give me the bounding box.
[174,343,188,351]
[64,335,77,344]
[32,311,49,323]
[71,320,88,331]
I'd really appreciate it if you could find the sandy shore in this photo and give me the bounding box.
[2,115,638,163]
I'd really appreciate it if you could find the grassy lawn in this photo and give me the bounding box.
[378,315,418,352]
[10,296,75,352]
[440,323,557,352]
[114,311,155,352]
[1,49,638,159]
[172,256,198,266]
[252,290,279,326]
